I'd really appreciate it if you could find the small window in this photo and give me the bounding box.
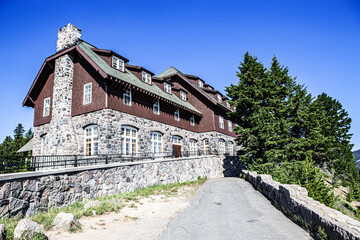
[174,109,180,121]
[228,120,232,132]
[84,125,99,156]
[226,101,230,108]
[43,97,50,117]
[180,91,186,101]
[112,56,124,71]
[153,100,160,115]
[190,139,197,155]
[83,83,92,105]
[199,80,204,88]
[164,82,172,94]
[124,88,132,106]
[219,116,224,129]
[190,115,195,126]
[142,71,152,84]
[151,132,163,154]
[217,94,222,102]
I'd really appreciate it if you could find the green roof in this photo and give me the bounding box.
[157,67,233,111]
[78,42,202,115]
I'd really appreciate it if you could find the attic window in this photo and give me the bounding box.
[174,109,180,121]
[190,115,195,126]
[180,91,186,101]
[112,56,124,71]
[226,102,230,108]
[199,80,204,88]
[217,94,222,102]
[43,97,50,117]
[164,82,172,94]
[142,71,152,84]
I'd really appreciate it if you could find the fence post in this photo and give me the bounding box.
[74,155,77,167]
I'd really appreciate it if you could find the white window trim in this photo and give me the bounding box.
[174,109,180,121]
[217,94,222,102]
[83,83,92,105]
[172,136,182,145]
[123,88,132,106]
[153,100,160,115]
[190,115,195,126]
[228,120,232,132]
[199,80,203,88]
[226,101,230,108]
[84,125,99,156]
[164,82,172,94]
[151,132,163,154]
[190,139,197,154]
[219,116,224,129]
[219,139,226,154]
[142,71,152,84]
[203,139,210,154]
[121,126,138,155]
[43,97,50,117]
[112,56,125,72]
[180,91,186,101]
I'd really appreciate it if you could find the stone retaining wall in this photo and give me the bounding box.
[241,170,360,240]
[0,155,236,218]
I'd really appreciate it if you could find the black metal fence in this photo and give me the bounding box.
[0,150,237,174]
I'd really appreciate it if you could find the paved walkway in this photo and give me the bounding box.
[159,178,312,240]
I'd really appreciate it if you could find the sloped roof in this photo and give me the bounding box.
[157,67,233,112]
[17,138,33,153]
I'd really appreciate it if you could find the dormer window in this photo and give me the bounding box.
[164,82,172,94]
[112,56,124,71]
[199,80,204,88]
[142,71,152,84]
[226,101,230,108]
[180,91,186,101]
[174,109,180,121]
[217,94,222,102]
[228,120,232,132]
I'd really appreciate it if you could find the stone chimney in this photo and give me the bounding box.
[56,23,81,52]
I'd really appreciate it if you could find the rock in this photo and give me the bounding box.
[13,218,46,240]
[9,198,28,216]
[53,212,80,231]
[0,224,5,240]
[84,200,102,210]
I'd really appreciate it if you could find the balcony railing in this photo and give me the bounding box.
[0,150,237,174]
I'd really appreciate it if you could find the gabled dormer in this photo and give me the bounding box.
[125,64,154,85]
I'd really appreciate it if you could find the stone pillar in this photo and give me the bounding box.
[56,23,81,52]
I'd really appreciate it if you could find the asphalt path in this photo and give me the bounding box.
[159,178,312,240]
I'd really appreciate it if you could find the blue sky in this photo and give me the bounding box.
[0,0,359,149]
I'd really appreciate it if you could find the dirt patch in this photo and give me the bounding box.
[45,184,201,240]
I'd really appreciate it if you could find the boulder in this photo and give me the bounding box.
[84,200,102,210]
[13,218,46,240]
[0,224,5,240]
[53,212,80,231]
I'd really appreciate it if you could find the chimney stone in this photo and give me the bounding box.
[56,23,81,52]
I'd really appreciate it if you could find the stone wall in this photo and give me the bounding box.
[242,170,360,240]
[0,155,229,218]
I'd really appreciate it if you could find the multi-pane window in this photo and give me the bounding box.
[226,101,230,108]
[203,139,210,155]
[217,93,222,102]
[228,120,232,132]
[174,109,180,121]
[84,125,99,156]
[190,139,197,155]
[153,100,160,115]
[123,88,132,106]
[190,115,195,126]
[121,126,137,155]
[142,71,152,84]
[40,134,46,155]
[43,97,50,117]
[112,56,124,71]
[180,91,186,101]
[83,83,92,105]
[219,116,224,129]
[172,136,182,145]
[151,132,162,154]
[164,82,172,93]
[227,141,234,154]
[199,80,204,88]
[219,139,226,154]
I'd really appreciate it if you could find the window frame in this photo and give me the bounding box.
[112,56,125,72]
[83,83,92,105]
[43,97,51,117]
[84,125,99,156]
[203,139,210,155]
[142,71,152,84]
[153,100,160,115]
[189,139,197,155]
[219,139,226,154]
[123,88,132,106]
[174,109,180,121]
[120,126,138,155]
[198,80,204,88]
[228,120,232,132]
[164,82,172,94]
[150,132,163,154]
[180,91,186,101]
[217,93,222,102]
[190,115,195,126]
[219,116,224,129]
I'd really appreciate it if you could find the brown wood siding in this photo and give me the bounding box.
[71,56,107,116]
[34,72,54,126]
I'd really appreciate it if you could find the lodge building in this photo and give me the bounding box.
[22,24,238,157]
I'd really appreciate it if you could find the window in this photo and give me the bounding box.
[151,132,162,154]
[227,141,234,155]
[172,136,182,157]
[43,97,50,117]
[142,71,152,84]
[84,125,99,156]
[121,126,137,155]
[203,139,210,155]
[190,139,197,155]
[164,82,172,93]
[83,83,92,105]
[40,134,46,155]
[180,91,186,101]
[219,139,226,154]
[174,109,180,121]
[228,120,232,132]
[217,94,222,102]
[219,116,224,129]
[112,56,124,71]
[190,115,195,126]
[199,80,204,88]
[153,100,160,115]
[226,101,230,108]
[123,88,132,106]
[234,107,236,111]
